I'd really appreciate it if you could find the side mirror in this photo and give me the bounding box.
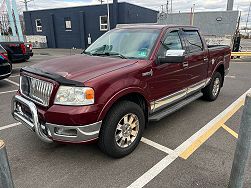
[158,49,185,64]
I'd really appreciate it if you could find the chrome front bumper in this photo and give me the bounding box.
[11,95,102,143]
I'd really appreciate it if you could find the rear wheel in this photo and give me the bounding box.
[202,72,222,101]
[98,101,145,158]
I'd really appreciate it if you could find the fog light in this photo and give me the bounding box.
[54,128,77,137]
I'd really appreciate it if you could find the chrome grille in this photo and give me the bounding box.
[20,76,54,106]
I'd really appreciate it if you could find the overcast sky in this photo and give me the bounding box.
[15,0,251,26]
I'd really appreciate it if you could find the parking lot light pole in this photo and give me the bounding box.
[228,93,251,188]
[0,140,14,188]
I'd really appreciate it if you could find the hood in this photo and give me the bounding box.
[31,54,137,82]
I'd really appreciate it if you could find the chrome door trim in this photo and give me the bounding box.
[150,78,210,113]
[187,79,206,95]
[151,88,187,112]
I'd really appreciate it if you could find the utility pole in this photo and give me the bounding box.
[24,0,28,11]
[227,0,234,11]
[106,0,110,30]
[98,0,104,4]
[161,5,164,13]
[191,4,195,26]
[170,0,172,13]
[21,0,33,11]
[245,1,251,33]
[166,0,169,14]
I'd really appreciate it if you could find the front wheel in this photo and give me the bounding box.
[98,101,145,158]
[202,72,222,101]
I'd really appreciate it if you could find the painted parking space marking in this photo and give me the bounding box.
[179,121,223,159]
[141,137,177,156]
[226,75,236,79]
[179,90,246,159]
[0,90,17,95]
[128,88,251,188]
[4,79,19,87]
[9,75,20,78]
[128,152,178,188]
[222,124,238,138]
[0,122,21,131]
[179,97,244,159]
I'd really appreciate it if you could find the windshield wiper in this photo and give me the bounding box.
[92,52,127,59]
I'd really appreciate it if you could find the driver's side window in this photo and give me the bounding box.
[158,31,183,57]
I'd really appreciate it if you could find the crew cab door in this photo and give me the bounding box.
[181,29,209,95]
[148,29,187,112]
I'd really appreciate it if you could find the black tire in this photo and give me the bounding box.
[202,72,222,101]
[98,101,145,158]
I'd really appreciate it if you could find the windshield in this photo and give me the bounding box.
[84,29,160,59]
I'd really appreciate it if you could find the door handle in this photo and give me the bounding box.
[183,62,188,68]
[204,57,209,62]
[142,69,153,77]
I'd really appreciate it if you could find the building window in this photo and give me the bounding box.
[100,15,108,31]
[35,19,42,32]
[65,17,72,31]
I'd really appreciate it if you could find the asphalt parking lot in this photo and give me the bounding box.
[0,51,251,188]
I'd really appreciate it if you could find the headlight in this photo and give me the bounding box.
[54,86,94,106]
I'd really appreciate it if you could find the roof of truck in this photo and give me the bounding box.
[116,24,199,30]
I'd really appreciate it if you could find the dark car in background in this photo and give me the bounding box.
[0,44,12,79]
[0,42,33,63]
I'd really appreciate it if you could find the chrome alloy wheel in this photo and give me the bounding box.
[115,113,139,148]
[212,77,220,97]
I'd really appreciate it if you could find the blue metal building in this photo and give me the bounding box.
[23,0,158,49]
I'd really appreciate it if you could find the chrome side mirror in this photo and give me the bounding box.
[165,49,185,57]
[158,49,185,64]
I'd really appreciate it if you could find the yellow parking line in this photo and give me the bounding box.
[179,122,222,159]
[180,99,244,160]
[231,52,251,56]
[222,124,238,139]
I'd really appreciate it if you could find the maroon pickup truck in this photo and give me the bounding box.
[12,25,231,158]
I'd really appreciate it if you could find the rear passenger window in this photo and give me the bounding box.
[183,31,203,53]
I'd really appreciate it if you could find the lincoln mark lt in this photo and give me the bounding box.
[12,25,231,157]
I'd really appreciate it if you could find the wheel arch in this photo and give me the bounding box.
[98,88,149,124]
[214,63,225,87]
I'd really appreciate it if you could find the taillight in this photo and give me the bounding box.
[0,54,8,62]
[2,52,8,59]
[29,44,32,50]
[20,43,26,54]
